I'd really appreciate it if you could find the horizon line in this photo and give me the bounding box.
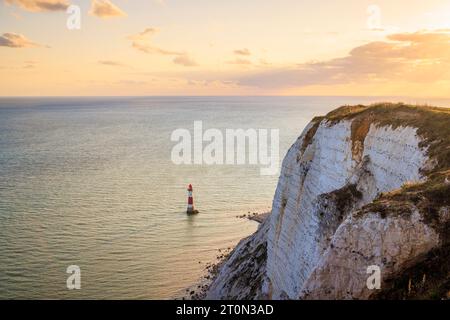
[1,95,450,99]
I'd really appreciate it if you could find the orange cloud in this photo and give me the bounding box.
[128,28,159,41]
[0,33,40,48]
[98,60,129,67]
[4,0,69,11]
[128,28,181,55]
[173,54,197,67]
[128,28,197,67]
[233,48,251,56]
[131,42,182,56]
[238,30,450,88]
[89,0,126,19]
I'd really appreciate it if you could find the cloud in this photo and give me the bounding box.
[23,60,37,68]
[238,30,450,88]
[4,0,69,11]
[259,59,271,66]
[173,54,197,67]
[115,80,147,85]
[131,42,182,55]
[129,27,197,67]
[128,28,159,41]
[233,48,251,56]
[0,33,40,48]
[0,60,38,70]
[128,28,181,55]
[98,60,129,67]
[89,0,126,19]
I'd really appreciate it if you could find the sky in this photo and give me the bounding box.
[0,0,450,97]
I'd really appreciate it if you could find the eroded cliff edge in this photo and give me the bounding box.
[206,103,450,300]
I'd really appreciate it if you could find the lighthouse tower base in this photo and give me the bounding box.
[187,208,199,215]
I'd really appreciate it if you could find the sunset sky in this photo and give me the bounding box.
[1,0,450,96]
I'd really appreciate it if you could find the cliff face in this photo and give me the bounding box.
[206,104,450,300]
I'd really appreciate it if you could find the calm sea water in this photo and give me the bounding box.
[0,96,448,299]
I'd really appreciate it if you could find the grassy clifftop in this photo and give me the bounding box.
[325,103,450,172]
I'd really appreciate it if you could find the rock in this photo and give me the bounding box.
[204,104,450,300]
[206,217,270,299]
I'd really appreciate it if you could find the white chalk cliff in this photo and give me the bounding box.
[206,104,450,300]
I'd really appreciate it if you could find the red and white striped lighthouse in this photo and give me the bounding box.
[187,184,196,214]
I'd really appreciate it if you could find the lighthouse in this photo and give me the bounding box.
[187,184,198,214]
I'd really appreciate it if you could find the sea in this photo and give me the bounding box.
[0,96,448,299]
